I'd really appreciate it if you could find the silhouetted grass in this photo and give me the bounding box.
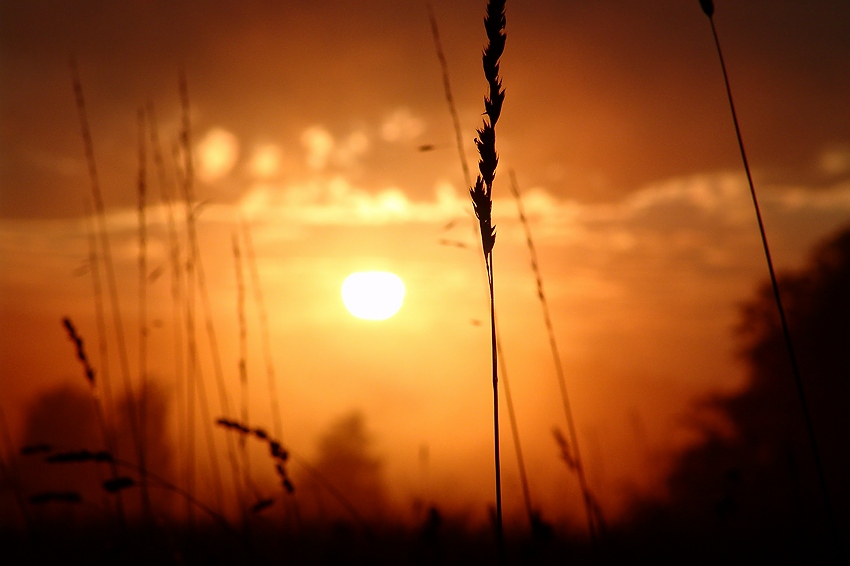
[509,170,602,543]
[70,58,148,513]
[241,221,286,442]
[467,0,507,555]
[0,405,29,530]
[698,0,838,552]
[146,101,188,521]
[61,317,127,525]
[429,1,540,539]
[135,107,152,520]
[177,71,246,518]
[232,233,253,507]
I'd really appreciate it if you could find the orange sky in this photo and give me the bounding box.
[2,0,850,529]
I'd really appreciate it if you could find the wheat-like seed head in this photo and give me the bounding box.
[471,0,506,259]
[699,0,714,17]
[482,0,506,126]
[62,317,95,385]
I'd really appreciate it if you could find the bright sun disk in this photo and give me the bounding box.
[341,271,405,320]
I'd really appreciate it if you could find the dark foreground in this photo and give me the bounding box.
[1,519,843,565]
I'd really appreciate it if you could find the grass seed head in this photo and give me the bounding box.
[103,476,135,493]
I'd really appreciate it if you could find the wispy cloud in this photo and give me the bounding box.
[380,108,425,143]
[301,125,335,171]
[196,127,240,183]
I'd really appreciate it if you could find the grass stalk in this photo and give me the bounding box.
[82,203,126,522]
[136,107,152,519]
[177,72,223,520]
[37,444,236,535]
[426,1,472,187]
[0,404,30,529]
[494,332,535,529]
[508,170,600,542]
[111,458,237,535]
[178,71,245,518]
[429,0,538,536]
[699,0,838,549]
[232,233,252,504]
[240,222,286,444]
[82,201,119,457]
[194,363,225,513]
[146,102,187,520]
[216,418,371,534]
[70,58,148,515]
[60,317,127,525]
[241,221,301,525]
[467,0,506,555]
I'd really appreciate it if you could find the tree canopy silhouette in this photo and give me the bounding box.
[628,225,850,560]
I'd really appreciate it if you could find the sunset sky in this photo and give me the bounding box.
[2,0,850,528]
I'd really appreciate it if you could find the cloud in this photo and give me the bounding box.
[4,173,849,283]
[334,130,370,168]
[380,108,425,142]
[300,126,371,171]
[239,177,466,226]
[196,127,240,183]
[249,144,282,178]
[301,125,335,170]
[820,146,850,176]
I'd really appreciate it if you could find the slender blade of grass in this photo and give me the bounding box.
[701,5,838,551]
[70,57,149,517]
[509,170,600,543]
[178,73,246,520]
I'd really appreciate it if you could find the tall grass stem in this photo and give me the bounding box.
[146,102,187,520]
[700,2,838,549]
[429,1,537,538]
[136,108,152,518]
[0,404,30,529]
[70,57,147,514]
[232,233,252,504]
[82,205,127,523]
[178,71,224,520]
[426,1,472,187]
[241,222,285,442]
[509,170,599,543]
[495,331,534,528]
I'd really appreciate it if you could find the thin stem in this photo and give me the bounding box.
[82,201,125,522]
[241,221,285,442]
[509,170,599,543]
[112,459,236,535]
[232,233,252,507]
[426,1,472,188]
[487,254,503,556]
[430,0,536,541]
[178,71,222,521]
[136,107,152,519]
[705,11,838,547]
[70,58,147,514]
[178,73,246,518]
[147,102,186,521]
[288,452,372,535]
[0,404,30,530]
[495,331,534,528]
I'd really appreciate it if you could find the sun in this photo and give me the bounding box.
[341,271,405,320]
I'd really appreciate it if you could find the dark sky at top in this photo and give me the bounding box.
[2,0,850,218]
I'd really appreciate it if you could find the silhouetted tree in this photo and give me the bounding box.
[304,411,387,524]
[15,382,174,523]
[627,226,850,561]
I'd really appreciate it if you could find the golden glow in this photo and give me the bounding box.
[197,127,239,182]
[341,271,405,320]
